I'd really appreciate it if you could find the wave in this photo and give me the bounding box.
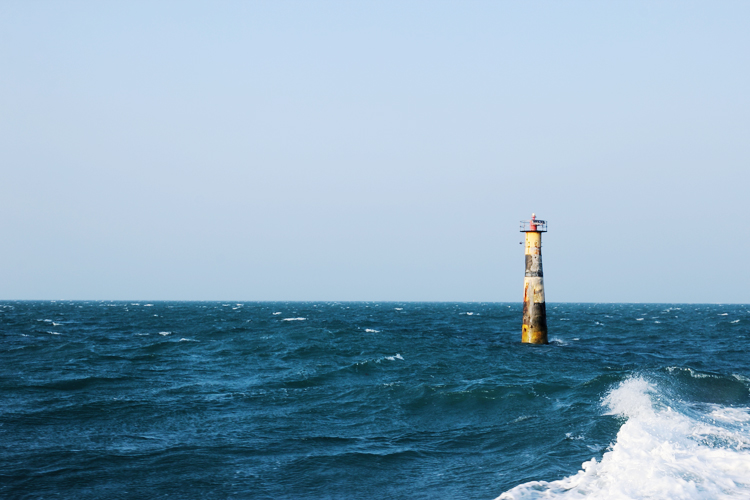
[497,376,750,499]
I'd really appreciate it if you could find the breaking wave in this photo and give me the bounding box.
[498,377,750,499]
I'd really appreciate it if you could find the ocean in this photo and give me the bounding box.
[2,301,749,499]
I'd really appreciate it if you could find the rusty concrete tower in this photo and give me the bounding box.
[520,214,548,344]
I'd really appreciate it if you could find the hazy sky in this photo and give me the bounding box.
[1,1,748,302]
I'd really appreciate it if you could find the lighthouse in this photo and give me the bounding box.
[520,214,548,344]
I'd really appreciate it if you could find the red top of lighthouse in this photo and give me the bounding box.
[520,213,547,232]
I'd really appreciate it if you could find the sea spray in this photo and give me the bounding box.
[497,377,750,499]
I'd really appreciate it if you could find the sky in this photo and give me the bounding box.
[1,1,748,302]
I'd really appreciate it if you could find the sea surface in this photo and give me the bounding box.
[2,301,750,499]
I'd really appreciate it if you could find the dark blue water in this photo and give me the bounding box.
[2,302,749,499]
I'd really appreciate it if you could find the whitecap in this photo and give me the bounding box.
[272,312,282,315]
[666,366,715,379]
[159,332,171,336]
[511,415,535,423]
[179,338,197,342]
[466,312,474,316]
[48,331,60,335]
[719,313,729,316]
[635,318,644,321]
[365,329,380,333]
[731,319,740,324]
[395,308,403,311]
[144,304,153,307]
[384,354,404,361]
[282,318,306,321]
[497,376,750,499]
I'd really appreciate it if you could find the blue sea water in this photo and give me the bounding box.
[2,301,750,499]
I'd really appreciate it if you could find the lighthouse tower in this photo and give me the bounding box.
[520,214,548,344]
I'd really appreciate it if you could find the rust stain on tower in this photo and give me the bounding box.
[520,214,548,344]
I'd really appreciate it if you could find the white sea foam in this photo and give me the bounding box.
[719,313,729,316]
[497,377,750,499]
[48,331,61,335]
[466,312,474,316]
[666,366,718,379]
[384,354,404,361]
[512,415,535,423]
[636,318,644,321]
[365,329,380,333]
[144,304,153,307]
[395,308,403,311]
[273,312,282,315]
[731,320,740,324]
[282,317,306,321]
[159,332,171,336]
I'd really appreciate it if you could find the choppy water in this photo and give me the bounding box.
[2,301,750,499]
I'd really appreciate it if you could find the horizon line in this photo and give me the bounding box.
[0,299,746,305]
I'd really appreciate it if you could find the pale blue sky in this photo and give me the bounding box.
[1,1,748,302]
